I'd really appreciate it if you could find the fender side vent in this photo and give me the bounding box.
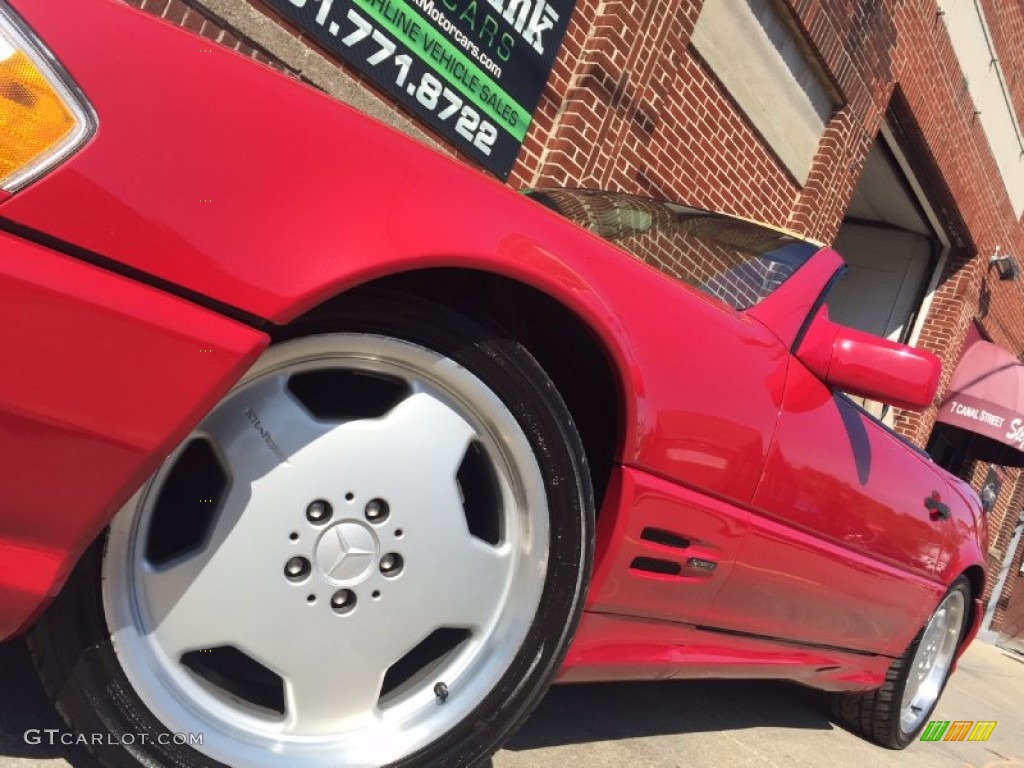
[630,557,682,576]
[640,527,691,549]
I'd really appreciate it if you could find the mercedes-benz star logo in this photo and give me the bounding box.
[314,521,378,585]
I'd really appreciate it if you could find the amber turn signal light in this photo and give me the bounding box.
[0,6,93,192]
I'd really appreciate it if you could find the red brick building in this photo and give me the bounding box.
[126,0,1024,638]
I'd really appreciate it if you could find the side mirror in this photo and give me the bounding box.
[796,306,941,410]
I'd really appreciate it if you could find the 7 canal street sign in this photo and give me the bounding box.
[271,0,577,179]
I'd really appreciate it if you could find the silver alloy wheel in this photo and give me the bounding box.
[102,334,550,768]
[899,589,966,734]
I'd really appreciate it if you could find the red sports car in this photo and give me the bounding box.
[0,1,986,766]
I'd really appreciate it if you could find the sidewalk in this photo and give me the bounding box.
[494,640,1024,768]
[1,637,1021,767]
[996,635,1024,657]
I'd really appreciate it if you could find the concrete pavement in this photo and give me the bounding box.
[1,637,1021,768]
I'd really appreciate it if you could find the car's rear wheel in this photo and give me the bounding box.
[830,577,970,748]
[29,298,594,768]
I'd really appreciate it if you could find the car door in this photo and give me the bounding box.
[703,358,950,656]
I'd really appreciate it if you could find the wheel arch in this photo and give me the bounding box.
[962,564,986,603]
[31,300,598,768]
[278,267,627,518]
[959,564,987,652]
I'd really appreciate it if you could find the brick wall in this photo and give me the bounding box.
[990,527,1024,633]
[127,0,289,69]
[977,462,1024,604]
[978,0,1024,131]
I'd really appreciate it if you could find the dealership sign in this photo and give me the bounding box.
[270,0,576,178]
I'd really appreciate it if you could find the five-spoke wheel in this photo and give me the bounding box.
[830,577,971,748]
[30,299,593,768]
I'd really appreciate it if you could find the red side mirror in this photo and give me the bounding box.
[796,306,941,410]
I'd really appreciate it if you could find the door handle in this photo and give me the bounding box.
[924,494,951,521]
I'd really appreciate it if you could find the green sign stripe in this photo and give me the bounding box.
[352,0,529,140]
[920,721,949,742]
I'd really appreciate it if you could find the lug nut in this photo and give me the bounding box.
[284,556,311,581]
[331,589,357,614]
[380,552,404,577]
[306,499,333,525]
[365,498,390,524]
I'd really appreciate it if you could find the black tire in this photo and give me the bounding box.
[29,294,595,768]
[829,576,971,748]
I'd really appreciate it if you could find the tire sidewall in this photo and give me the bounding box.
[892,577,972,747]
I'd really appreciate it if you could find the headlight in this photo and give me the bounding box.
[0,3,94,192]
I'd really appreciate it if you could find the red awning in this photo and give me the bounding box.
[937,337,1024,465]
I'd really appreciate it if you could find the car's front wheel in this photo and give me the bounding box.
[30,298,594,768]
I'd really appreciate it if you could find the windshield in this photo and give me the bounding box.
[527,188,819,310]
